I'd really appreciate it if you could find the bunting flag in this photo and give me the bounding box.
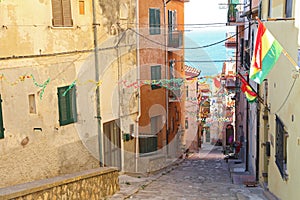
[213,77,221,88]
[238,74,257,103]
[250,19,283,84]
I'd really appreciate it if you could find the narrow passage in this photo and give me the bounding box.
[111,144,268,200]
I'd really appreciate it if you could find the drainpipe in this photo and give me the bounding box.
[135,0,141,173]
[256,88,260,181]
[245,79,249,172]
[163,0,169,155]
[92,0,103,167]
[245,0,253,173]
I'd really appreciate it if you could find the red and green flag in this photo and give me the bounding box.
[238,74,258,103]
[250,19,283,84]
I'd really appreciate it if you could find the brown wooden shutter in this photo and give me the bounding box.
[62,0,73,27]
[52,0,63,27]
[79,0,85,15]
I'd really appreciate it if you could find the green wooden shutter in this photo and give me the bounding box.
[149,8,155,35]
[52,0,63,27]
[0,95,4,139]
[155,9,161,34]
[62,0,73,27]
[58,86,77,126]
[168,10,172,32]
[69,86,77,122]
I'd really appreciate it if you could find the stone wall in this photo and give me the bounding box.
[0,168,119,200]
[137,154,167,173]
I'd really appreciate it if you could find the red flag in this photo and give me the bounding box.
[238,74,257,103]
[213,77,221,88]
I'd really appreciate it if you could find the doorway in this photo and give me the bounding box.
[103,120,121,170]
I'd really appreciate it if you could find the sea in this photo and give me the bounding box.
[184,27,235,77]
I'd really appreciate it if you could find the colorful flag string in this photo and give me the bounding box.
[31,74,50,100]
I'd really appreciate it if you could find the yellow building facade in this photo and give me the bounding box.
[258,1,300,199]
[0,0,136,187]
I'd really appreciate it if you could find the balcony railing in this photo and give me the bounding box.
[168,31,183,49]
[225,78,236,90]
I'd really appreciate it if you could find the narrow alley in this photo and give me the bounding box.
[110,145,269,200]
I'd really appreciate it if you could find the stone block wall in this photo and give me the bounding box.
[0,168,119,200]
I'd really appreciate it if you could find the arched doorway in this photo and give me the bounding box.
[225,124,234,146]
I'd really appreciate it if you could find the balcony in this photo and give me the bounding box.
[225,77,236,90]
[225,32,236,48]
[169,89,182,102]
[227,4,244,25]
[168,31,183,50]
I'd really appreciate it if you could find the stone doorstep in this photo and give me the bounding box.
[231,173,256,185]
[0,167,118,200]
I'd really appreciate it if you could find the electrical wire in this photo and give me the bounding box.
[1,25,240,61]
[176,60,237,63]
[128,25,249,50]
[274,78,297,114]
[1,22,230,29]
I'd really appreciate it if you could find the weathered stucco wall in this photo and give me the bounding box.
[0,54,101,188]
[0,0,103,187]
[0,0,94,57]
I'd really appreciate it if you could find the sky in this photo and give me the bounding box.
[184,0,231,30]
[184,0,236,75]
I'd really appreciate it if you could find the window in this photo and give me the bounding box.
[268,0,272,18]
[151,65,161,90]
[298,49,300,67]
[120,3,129,19]
[285,0,293,18]
[275,116,288,179]
[139,135,157,154]
[149,8,160,35]
[79,0,85,15]
[130,124,134,134]
[51,0,73,27]
[28,94,36,114]
[171,117,174,132]
[0,95,4,139]
[186,86,189,98]
[151,115,162,135]
[57,85,77,126]
[168,10,177,32]
[169,60,175,87]
[185,118,188,129]
[138,116,161,154]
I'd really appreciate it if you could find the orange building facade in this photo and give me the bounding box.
[137,0,188,159]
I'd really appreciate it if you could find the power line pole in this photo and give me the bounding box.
[92,0,103,167]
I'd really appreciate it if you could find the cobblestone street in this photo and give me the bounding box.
[109,144,270,200]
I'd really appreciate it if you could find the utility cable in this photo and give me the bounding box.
[176,59,237,63]
[128,25,250,50]
[274,78,297,114]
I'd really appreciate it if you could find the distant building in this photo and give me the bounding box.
[198,83,211,144]
[184,65,200,152]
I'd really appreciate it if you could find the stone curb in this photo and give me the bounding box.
[226,159,280,200]
[108,158,185,200]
